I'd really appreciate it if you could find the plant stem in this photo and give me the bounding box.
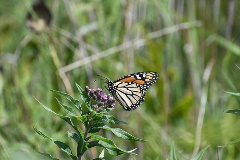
[78,117,92,160]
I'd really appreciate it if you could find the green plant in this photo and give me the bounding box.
[34,83,144,160]
[169,143,210,160]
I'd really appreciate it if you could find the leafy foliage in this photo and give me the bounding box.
[191,145,210,160]
[34,84,143,159]
[169,143,210,160]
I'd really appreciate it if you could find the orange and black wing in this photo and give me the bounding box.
[107,72,159,111]
[115,72,159,91]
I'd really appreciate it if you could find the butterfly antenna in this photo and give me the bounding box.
[97,75,109,82]
[97,75,109,91]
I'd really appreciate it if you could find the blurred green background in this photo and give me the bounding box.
[1,0,240,159]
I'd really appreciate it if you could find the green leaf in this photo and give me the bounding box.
[224,91,240,96]
[34,128,77,160]
[49,98,87,126]
[77,140,88,157]
[89,123,105,133]
[88,140,100,148]
[218,137,240,148]
[92,112,104,122]
[68,115,88,126]
[76,115,88,124]
[102,115,127,124]
[75,126,88,155]
[225,109,240,115]
[35,98,79,133]
[77,125,85,139]
[191,145,210,160]
[91,135,137,156]
[32,149,59,160]
[56,98,77,116]
[51,89,82,113]
[67,131,80,143]
[170,143,177,160]
[55,141,77,160]
[101,125,146,142]
[75,83,91,110]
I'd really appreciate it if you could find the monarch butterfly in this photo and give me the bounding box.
[105,72,159,111]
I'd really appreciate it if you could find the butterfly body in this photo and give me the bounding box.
[106,72,159,111]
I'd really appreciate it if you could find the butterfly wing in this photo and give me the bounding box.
[107,72,159,111]
[115,72,159,91]
[108,81,145,111]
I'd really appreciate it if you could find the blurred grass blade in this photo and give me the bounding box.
[91,135,137,156]
[51,90,82,113]
[225,109,240,115]
[218,137,240,148]
[224,90,240,115]
[223,91,240,115]
[224,91,240,96]
[170,143,177,160]
[34,128,77,160]
[213,34,240,56]
[191,145,210,160]
[101,125,146,142]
